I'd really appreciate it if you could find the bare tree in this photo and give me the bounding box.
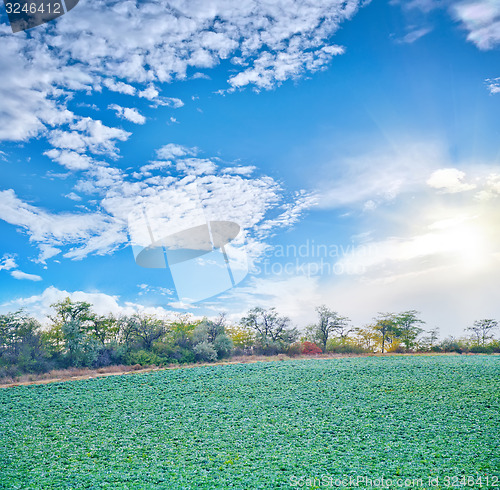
[467,319,498,346]
[241,307,297,346]
[310,305,352,350]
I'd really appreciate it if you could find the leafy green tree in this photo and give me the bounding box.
[125,314,166,351]
[50,297,92,325]
[50,298,99,367]
[86,314,119,345]
[225,324,255,351]
[193,341,218,362]
[420,327,440,350]
[394,310,425,351]
[372,313,399,354]
[0,311,49,373]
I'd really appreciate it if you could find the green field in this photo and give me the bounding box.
[1,355,499,489]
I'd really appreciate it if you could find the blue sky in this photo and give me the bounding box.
[1,0,499,337]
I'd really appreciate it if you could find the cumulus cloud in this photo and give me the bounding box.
[1,286,181,324]
[44,149,94,171]
[156,143,197,160]
[0,0,363,144]
[0,144,314,264]
[486,77,500,94]
[48,118,131,157]
[108,104,146,124]
[426,168,476,193]
[103,78,137,95]
[0,254,17,271]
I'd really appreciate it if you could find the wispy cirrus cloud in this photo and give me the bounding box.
[452,0,500,50]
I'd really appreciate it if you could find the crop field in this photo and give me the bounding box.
[0,355,499,489]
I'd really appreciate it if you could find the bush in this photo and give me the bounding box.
[285,343,302,357]
[125,350,165,367]
[193,342,218,362]
[470,345,494,354]
[327,344,367,354]
[213,334,233,359]
[301,341,322,355]
[253,341,282,356]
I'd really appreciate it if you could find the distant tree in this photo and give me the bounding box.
[355,327,377,351]
[49,298,98,367]
[225,324,255,351]
[372,313,399,354]
[309,306,352,350]
[126,314,166,351]
[166,314,198,350]
[394,310,425,351]
[50,297,92,325]
[241,307,298,351]
[0,311,48,372]
[467,319,498,346]
[86,314,119,345]
[420,327,440,350]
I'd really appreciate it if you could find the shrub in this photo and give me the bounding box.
[285,343,302,357]
[470,345,494,354]
[213,334,233,359]
[301,341,322,355]
[328,344,367,354]
[125,350,165,367]
[193,342,218,362]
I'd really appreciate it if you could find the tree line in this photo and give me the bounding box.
[1,299,499,379]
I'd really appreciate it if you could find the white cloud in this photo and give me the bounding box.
[452,0,500,50]
[1,286,179,325]
[48,118,131,157]
[222,166,256,176]
[25,0,361,97]
[0,189,128,260]
[317,141,445,209]
[396,27,432,43]
[1,142,314,265]
[426,168,476,193]
[0,254,17,271]
[65,192,82,201]
[44,149,94,171]
[10,270,43,282]
[486,77,500,94]
[103,78,137,95]
[156,143,197,160]
[108,104,146,124]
